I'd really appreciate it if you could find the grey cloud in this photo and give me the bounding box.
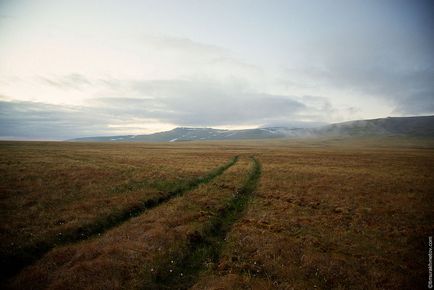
[0,76,333,139]
[392,90,434,115]
[146,36,227,57]
[163,93,306,126]
[98,78,341,126]
[88,97,169,118]
[38,73,92,90]
[108,79,311,126]
[0,100,113,139]
[286,29,434,115]
[331,65,433,115]
[139,36,263,79]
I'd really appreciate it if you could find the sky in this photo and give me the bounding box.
[0,0,433,140]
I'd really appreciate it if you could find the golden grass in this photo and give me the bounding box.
[1,137,433,289]
[0,141,234,278]
[7,157,252,290]
[192,145,434,289]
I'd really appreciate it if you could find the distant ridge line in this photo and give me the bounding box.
[68,115,434,142]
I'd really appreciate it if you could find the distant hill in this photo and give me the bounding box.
[317,115,434,137]
[68,116,434,142]
[69,127,315,142]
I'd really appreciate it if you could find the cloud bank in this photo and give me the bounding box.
[0,0,433,139]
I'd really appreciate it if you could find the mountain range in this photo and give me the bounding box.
[69,115,434,142]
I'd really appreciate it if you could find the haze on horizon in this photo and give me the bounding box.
[0,0,433,140]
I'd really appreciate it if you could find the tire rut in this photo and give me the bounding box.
[1,156,239,282]
[150,156,261,289]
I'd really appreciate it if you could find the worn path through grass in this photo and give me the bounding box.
[1,156,238,282]
[153,157,261,289]
[191,148,434,290]
[7,156,251,290]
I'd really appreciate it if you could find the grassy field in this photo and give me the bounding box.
[1,138,433,289]
[0,142,236,279]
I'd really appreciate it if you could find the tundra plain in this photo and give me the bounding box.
[0,138,433,289]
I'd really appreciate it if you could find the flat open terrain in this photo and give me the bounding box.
[1,138,433,289]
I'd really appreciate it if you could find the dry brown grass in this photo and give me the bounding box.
[7,157,252,290]
[192,143,434,289]
[1,137,433,289]
[0,141,234,278]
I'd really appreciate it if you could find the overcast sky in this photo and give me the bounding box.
[0,0,433,140]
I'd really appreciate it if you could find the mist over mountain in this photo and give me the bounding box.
[69,116,434,142]
[318,115,434,137]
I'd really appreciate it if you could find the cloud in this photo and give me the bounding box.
[297,61,434,115]
[0,78,336,139]
[0,99,106,139]
[1,1,433,140]
[91,79,327,126]
[0,98,173,139]
[38,73,92,90]
[283,25,434,116]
